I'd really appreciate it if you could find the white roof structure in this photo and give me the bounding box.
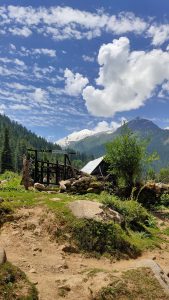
[81,156,104,175]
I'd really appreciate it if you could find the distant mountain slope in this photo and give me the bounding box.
[0,114,61,171]
[67,118,169,170]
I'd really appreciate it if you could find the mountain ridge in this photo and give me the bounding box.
[62,118,169,170]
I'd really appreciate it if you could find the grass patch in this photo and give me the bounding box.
[0,262,38,300]
[0,174,162,257]
[96,267,169,300]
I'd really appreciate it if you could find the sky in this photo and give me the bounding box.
[1,0,169,143]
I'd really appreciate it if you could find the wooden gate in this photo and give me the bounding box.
[26,149,78,185]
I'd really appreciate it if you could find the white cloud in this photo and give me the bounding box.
[83,37,169,117]
[18,47,56,57]
[147,24,169,46]
[64,68,88,96]
[0,5,148,41]
[10,104,30,110]
[82,55,95,62]
[32,48,56,57]
[33,88,47,104]
[56,120,122,147]
[9,26,32,37]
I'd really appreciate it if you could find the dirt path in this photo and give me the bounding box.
[1,206,169,299]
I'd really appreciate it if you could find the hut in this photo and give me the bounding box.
[81,156,108,176]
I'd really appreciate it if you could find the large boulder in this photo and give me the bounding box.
[68,200,123,224]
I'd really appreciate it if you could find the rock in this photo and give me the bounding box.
[32,247,42,252]
[33,228,41,236]
[0,248,7,265]
[34,183,46,191]
[61,244,79,253]
[68,200,124,224]
[0,180,8,184]
[58,284,71,292]
[46,191,58,194]
[68,200,103,220]
[29,268,36,273]
[58,261,69,270]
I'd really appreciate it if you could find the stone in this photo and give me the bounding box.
[68,200,103,220]
[29,268,36,273]
[34,183,46,191]
[58,284,71,292]
[61,244,79,253]
[0,248,7,265]
[68,200,124,224]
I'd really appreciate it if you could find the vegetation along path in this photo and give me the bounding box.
[1,203,169,299]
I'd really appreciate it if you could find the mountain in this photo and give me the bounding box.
[64,118,169,170]
[0,114,61,172]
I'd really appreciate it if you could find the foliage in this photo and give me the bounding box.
[102,194,155,230]
[0,262,38,299]
[160,193,169,206]
[1,128,13,173]
[146,168,156,181]
[73,219,141,257]
[158,167,169,183]
[105,125,158,188]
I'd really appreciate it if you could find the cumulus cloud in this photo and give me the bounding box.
[64,68,89,96]
[56,120,122,147]
[83,37,169,117]
[147,24,169,46]
[33,88,48,104]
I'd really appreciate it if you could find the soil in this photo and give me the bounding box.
[1,206,169,299]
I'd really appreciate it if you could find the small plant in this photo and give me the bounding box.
[160,193,169,206]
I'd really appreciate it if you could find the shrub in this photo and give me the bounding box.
[73,219,140,258]
[102,193,156,230]
[160,193,169,206]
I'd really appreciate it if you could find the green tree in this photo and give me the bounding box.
[1,128,13,173]
[105,126,158,188]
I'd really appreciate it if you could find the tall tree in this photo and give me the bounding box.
[105,125,158,189]
[1,128,13,173]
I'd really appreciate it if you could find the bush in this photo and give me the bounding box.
[102,193,156,231]
[160,193,169,206]
[73,219,140,258]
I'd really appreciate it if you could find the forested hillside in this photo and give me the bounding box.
[0,114,93,172]
[0,114,62,172]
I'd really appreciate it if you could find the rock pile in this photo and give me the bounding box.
[59,176,105,194]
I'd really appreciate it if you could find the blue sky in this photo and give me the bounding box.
[1,1,169,143]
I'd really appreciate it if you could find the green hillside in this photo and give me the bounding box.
[0,114,94,172]
[70,118,169,170]
[0,114,61,172]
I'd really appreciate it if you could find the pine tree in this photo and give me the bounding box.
[1,128,13,173]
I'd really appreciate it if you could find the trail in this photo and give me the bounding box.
[1,206,169,299]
